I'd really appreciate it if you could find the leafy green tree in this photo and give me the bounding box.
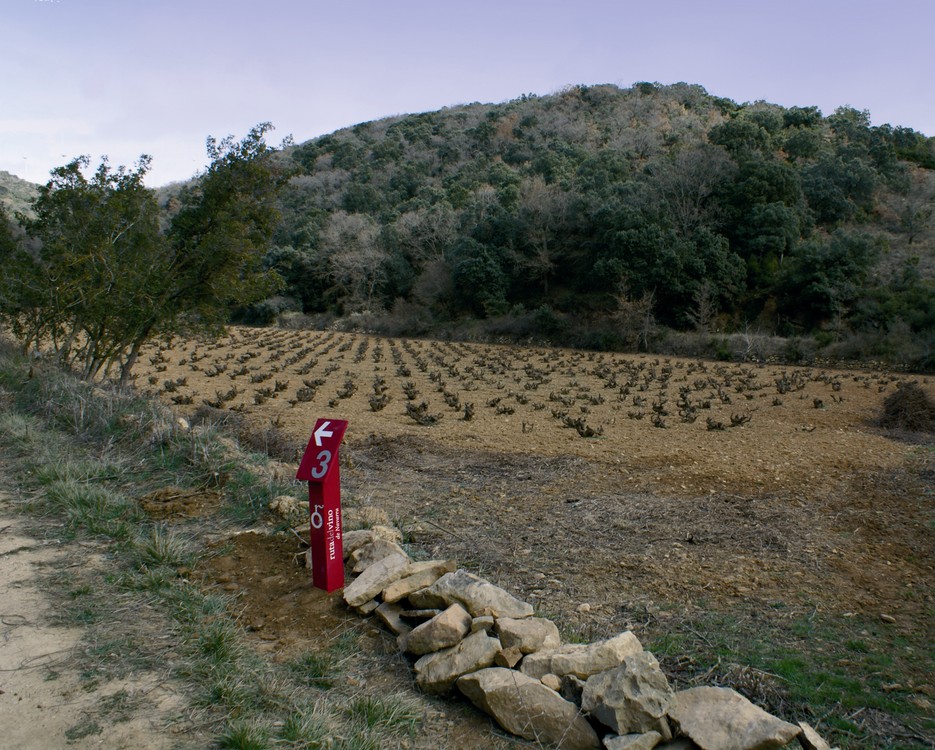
[265,244,333,312]
[2,123,287,383]
[777,230,879,328]
[143,123,287,373]
[879,125,935,169]
[8,155,165,378]
[781,107,823,161]
[450,238,509,317]
[708,116,773,156]
[596,216,745,328]
[851,259,935,335]
[735,202,802,281]
[0,205,36,332]
[802,153,877,224]
[782,106,822,130]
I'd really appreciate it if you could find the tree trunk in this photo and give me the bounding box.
[119,337,145,388]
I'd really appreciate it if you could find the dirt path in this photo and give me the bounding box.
[0,491,189,749]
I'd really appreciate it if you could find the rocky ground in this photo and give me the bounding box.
[132,328,934,747]
[3,327,931,749]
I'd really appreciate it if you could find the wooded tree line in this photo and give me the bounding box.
[263,83,934,366]
[0,124,288,382]
[1,84,933,378]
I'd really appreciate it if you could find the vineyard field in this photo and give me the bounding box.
[133,327,930,620]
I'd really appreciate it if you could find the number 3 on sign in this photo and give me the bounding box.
[310,449,331,479]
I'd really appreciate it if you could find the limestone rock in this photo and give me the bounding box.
[582,651,672,739]
[382,559,457,603]
[457,667,600,750]
[667,686,801,750]
[552,631,643,679]
[401,603,472,655]
[400,608,442,621]
[374,601,411,636]
[408,569,534,618]
[495,647,524,669]
[268,495,306,526]
[369,524,404,543]
[797,722,832,750]
[349,538,407,573]
[471,615,495,633]
[520,645,587,680]
[343,552,410,608]
[342,524,403,560]
[353,599,379,615]
[541,673,562,691]
[413,630,501,694]
[496,616,561,654]
[342,529,376,560]
[561,674,586,705]
[604,732,663,750]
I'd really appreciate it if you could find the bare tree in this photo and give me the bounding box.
[687,279,717,333]
[517,176,569,293]
[614,284,656,350]
[322,211,386,312]
[648,145,737,236]
[393,202,457,265]
[412,257,454,311]
[888,172,934,246]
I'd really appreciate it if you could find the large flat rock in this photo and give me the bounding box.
[382,559,457,603]
[458,667,600,750]
[400,602,472,655]
[342,552,410,608]
[408,569,534,618]
[667,686,800,750]
[413,630,501,694]
[551,631,643,679]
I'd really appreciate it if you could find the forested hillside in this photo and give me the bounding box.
[263,82,934,368]
[0,170,38,216]
[3,83,934,370]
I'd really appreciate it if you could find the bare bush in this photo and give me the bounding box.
[880,382,935,432]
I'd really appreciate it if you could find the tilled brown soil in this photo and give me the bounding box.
[137,327,935,745]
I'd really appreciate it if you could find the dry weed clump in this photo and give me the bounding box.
[880,382,935,432]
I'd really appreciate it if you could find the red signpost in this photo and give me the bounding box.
[296,418,348,593]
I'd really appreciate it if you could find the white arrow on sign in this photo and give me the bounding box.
[314,420,334,447]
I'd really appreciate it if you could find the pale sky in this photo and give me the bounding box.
[3,0,934,187]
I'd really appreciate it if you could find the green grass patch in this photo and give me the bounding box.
[346,694,421,735]
[131,524,195,570]
[64,718,103,741]
[42,480,142,540]
[216,721,269,750]
[658,607,934,748]
[0,346,427,749]
[279,709,330,745]
[288,650,337,689]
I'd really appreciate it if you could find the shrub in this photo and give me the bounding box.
[880,382,935,432]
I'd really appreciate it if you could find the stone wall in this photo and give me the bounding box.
[332,525,835,750]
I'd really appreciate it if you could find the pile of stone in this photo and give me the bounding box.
[337,527,836,750]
